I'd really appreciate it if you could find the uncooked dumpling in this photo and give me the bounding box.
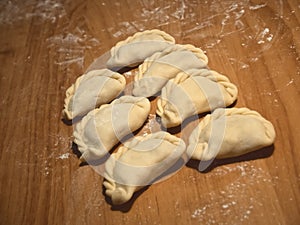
[106,29,175,71]
[156,69,238,128]
[187,107,276,161]
[103,131,186,205]
[133,44,208,97]
[73,96,151,162]
[62,69,126,120]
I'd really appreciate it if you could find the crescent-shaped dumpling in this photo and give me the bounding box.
[73,96,151,162]
[132,44,208,97]
[187,107,276,161]
[62,69,126,120]
[156,69,238,128]
[103,131,186,205]
[106,29,175,71]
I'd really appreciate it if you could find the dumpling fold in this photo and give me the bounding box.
[103,131,186,205]
[156,69,238,128]
[107,29,175,70]
[187,107,276,161]
[73,96,151,162]
[132,44,208,97]
[62,69,126,120]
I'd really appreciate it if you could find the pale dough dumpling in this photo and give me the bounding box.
[73,96,151,162]
[187,108,276,161]
[106,29,175,70]
[156,69,238,128]
[103,131,186,205]
[132,44,208,97]
[62,69,126,120]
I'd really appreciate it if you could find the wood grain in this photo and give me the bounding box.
[0,0,299,224]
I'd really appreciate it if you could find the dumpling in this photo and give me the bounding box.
[62,69,126,120]
[73,96,151,162]
[187,107,276,161]
[103,131,186,205]
[132,44,208,97]
[156,68,238,128]
[106,29,175,71]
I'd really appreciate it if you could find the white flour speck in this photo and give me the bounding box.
[58,153,70,159]
[191,206,207,218]
[257,40,265,44]
[286,79,294,86]
[267,34,273,42]
[222,204,229,209]
[249,3,267,10]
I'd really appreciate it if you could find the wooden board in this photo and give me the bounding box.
[0,0,299,224]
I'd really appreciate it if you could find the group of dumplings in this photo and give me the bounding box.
[62,29,276,205]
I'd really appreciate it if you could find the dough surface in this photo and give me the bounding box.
[133,44,208,97]
[187,107,276,161]
[103,131,186,205]
[62,69,126,120]
[73,96,151,162]
[156,69,238,128]
[132,44,208,97]
[106,29,175,71]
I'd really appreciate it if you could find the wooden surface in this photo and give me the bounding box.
[0,0,300,224]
